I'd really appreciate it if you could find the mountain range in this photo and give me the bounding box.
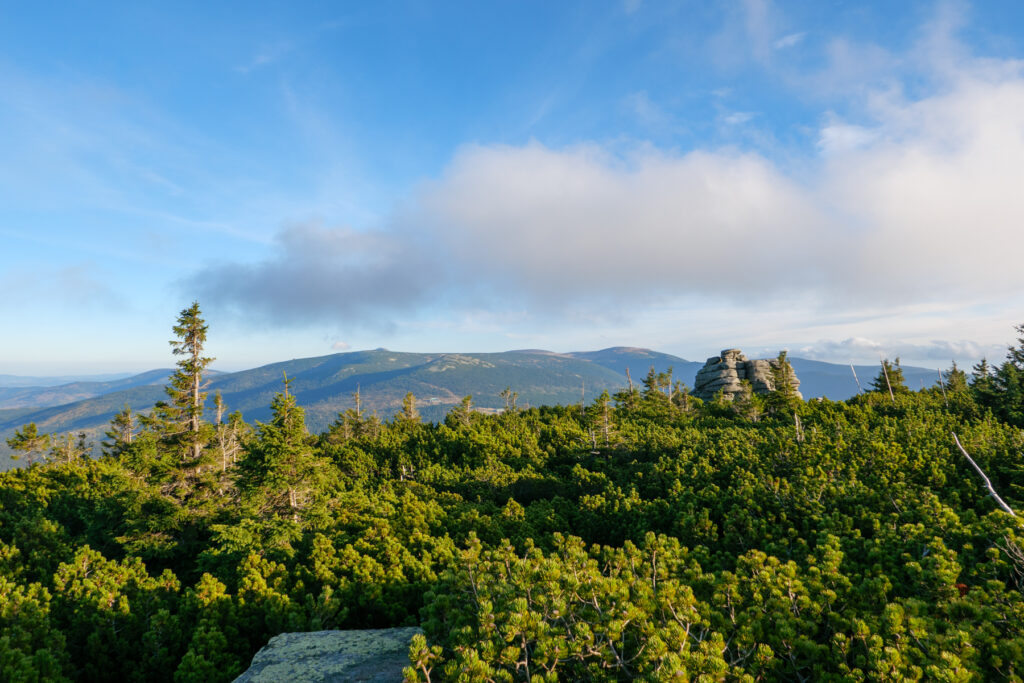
[0,348,942,469]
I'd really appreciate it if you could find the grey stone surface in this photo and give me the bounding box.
[692,349,802,402]
[234,627,423,683]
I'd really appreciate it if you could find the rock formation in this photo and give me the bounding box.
[233,627,422,682]
[692,349,802,401]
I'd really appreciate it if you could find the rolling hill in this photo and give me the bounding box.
[0,348,943,469]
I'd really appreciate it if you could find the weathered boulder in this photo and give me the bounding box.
[233,627,422,683]
[693,349,801,401]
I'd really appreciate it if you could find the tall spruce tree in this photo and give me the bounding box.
[150,301,216,492]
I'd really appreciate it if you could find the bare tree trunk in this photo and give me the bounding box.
[850,364,862,394]
[602,401,610,446]
[215,394,226,473]
[953,433,1018,518]
[881,361,894,404]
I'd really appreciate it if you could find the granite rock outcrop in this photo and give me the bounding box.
[692,349,802,401]
[233,627,422,683]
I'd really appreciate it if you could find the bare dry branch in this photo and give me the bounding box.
[952,432,1018,518]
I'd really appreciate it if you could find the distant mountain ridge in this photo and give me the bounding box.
[0,372,137,388]
[0,370,175,410]
[0,348,942,469]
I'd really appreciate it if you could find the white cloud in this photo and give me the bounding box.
[774,32,805,50]
[412,141,826,305]
[817,118,876,154]
[820,69,1024,299]
[197,51,1024,324]
[331,340,351,351]
[193,13,1024,359]
[722,111,755,125]
[795,337,1002,365]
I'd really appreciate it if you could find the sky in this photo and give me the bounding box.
[2,0,1024,374]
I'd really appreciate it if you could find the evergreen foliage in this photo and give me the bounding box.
[236,377,326,524]
[944,361,969,394]
[102,405,136,458]
[5,423,50,465]
[145,301,216,498]
[871,357,910,395]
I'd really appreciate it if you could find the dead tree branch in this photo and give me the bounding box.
[953,432,1017,518]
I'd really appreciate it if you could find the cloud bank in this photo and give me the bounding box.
[191,15,1024,346]
[191,223,439,326]
[795,337,1003,364]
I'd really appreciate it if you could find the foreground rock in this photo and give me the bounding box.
[233,627,422,682]
[693,349,802,401]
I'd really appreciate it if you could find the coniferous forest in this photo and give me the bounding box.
[2,304,1024,682]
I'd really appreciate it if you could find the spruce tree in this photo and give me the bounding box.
[102,405,136,457]
[446,395,474,428]
[971,358,999,408]
[327,386,365,443]
[6,423,50,465]
[49,432,89,464]
[500,386,518,412]
[870,358,908,395]
[237,377,322,522]
[641,366,666,401]
[585,390,616,447]
[397,391,420,424]
[1008,323,1024,368]
[614,368,640,413]
[765,351,800,414]
[671,381,693,412]
[943,361,969,393]
[994,362,1024,425]
[149,301,216,494]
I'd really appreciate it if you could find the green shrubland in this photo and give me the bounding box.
[2,307,1024,681]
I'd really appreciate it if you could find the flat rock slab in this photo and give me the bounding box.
[234,627,423,683]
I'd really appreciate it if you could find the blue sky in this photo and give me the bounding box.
[2,0,1024,374]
